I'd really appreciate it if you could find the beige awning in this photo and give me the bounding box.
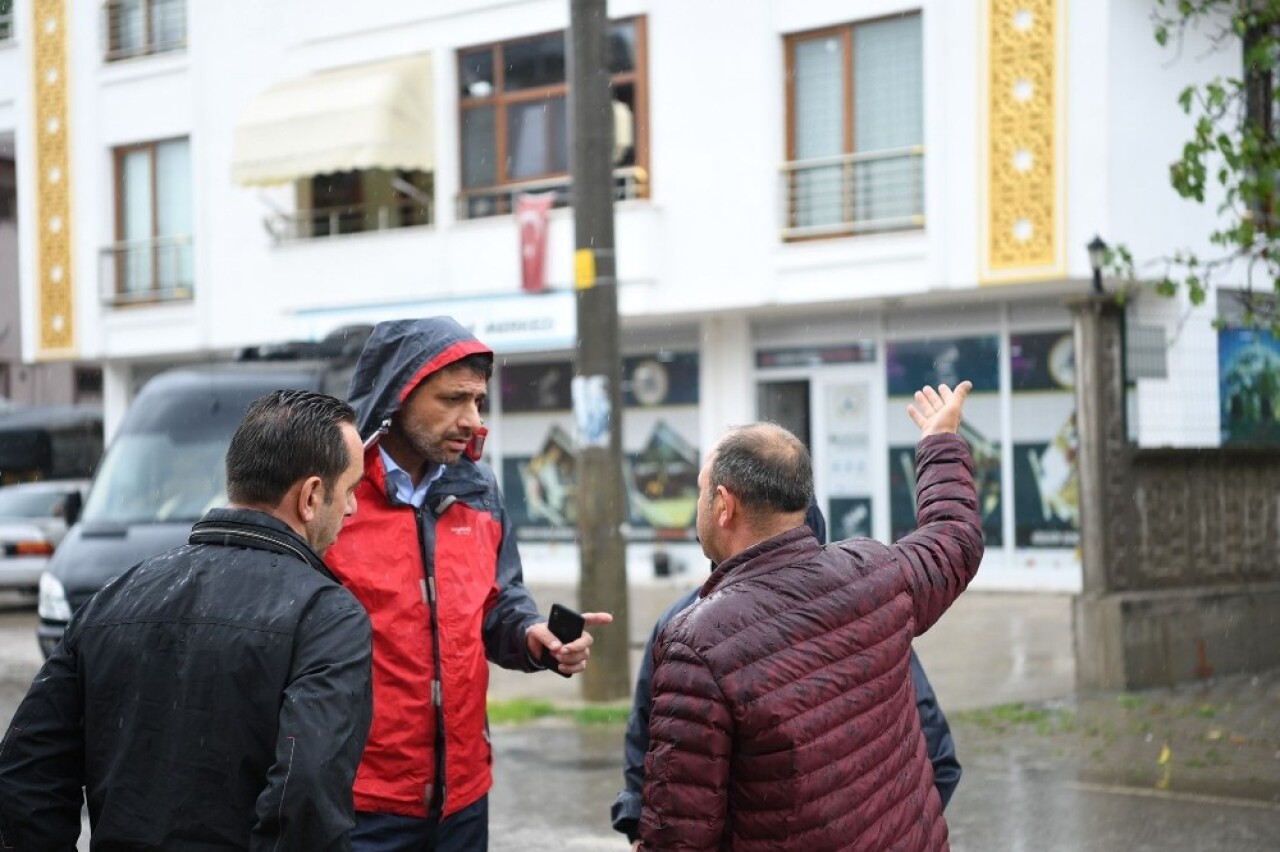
[231,55,434,187]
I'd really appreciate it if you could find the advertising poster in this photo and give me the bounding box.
[500,353,699,413]
[499,354,700,542]
[885,336,1000,397]
[829,497,872,541]
[1219,327,1280,445]
[823,382,873,540]
[886,336,1002,545]
[1009,331,1079,548]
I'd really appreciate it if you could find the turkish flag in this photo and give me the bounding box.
[517,193,554,293]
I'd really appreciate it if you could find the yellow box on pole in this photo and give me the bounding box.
[575,249,596,290]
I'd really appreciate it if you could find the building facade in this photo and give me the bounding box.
[2,0,1242,590]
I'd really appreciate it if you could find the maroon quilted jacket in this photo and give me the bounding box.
[639,433,983,851]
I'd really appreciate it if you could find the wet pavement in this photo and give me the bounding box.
[486,586,1280,850]
[2,589,1278,850]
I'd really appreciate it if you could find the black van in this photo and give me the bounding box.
[0,404,103,485]
[36,329,368,657]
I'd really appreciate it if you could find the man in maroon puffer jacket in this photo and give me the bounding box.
[638,382,983,851]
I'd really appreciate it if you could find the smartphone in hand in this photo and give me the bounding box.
[541,603,585,678]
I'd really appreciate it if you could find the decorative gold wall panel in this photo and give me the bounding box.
[980,0,1065,283]
[32,0,74,354]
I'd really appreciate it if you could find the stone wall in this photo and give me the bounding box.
[1072,296,1280,689]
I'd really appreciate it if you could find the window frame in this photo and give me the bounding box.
[782,12,925,240]
[0,0,14,44]
[103,0,187,63]
[108,136,192,305]
[457,16,649,214]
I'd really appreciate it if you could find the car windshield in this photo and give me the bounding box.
[78,380,271,526]
[0,488,69,519]
[81,435,228,524]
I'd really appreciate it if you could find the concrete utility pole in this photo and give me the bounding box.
[568,0,631,702]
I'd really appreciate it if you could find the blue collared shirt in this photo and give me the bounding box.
[379,447,445,509]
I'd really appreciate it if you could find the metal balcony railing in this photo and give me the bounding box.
[780,146,925,240]
[103,0,186,62]
[99,235,193,306]
[457,166,649,221]
[265,197,433,243]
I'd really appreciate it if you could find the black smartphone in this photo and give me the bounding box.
[541,603,585,678]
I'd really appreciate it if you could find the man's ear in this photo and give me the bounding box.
[715,485,736,527]
[297,475,325,523]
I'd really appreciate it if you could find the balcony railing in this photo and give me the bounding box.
[265,197,433,243]
[99,235,193,306]
[103,0,186,62]
[457,166,649,221]
[0,6,13,43]
[780,146,924,240]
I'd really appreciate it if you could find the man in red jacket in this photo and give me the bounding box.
[325,317,611,851]
[638,381,983,851]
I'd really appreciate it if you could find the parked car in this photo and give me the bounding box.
[0,479,89,594]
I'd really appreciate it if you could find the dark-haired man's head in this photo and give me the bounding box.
[696,423,813,564]
[225,390,362,554]
[383,354,492,478]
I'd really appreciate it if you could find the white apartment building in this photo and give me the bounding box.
[1,0,1239,590]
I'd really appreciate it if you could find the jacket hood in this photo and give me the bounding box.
[346,317,493,441]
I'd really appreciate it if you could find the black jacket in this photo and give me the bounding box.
[610,503,962,842]
[0,508,373,851]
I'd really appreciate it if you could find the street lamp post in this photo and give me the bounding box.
[1087,235,1108,295]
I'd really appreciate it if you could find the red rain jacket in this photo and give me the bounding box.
[327,317,545,818]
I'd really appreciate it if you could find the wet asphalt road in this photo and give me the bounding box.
[2,595,1278,850]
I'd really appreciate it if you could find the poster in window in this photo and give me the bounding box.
[1011,330,1076,391]
[824,382,871,495]
[1008,331,1079,548]
[502,425,578,539]
[501,361,573,413]
[1219,327,1280,445]
[502,418,699,541]
[623,353,699,407]
[829,497,872,541]
[885,336,1000,396]
[887,417,1002,546]
[501,353,699,413]
[1012,423,1079,547]
[625,420,700,531]
[886,335,1002,545]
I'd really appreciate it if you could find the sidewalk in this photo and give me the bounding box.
[490,584,1078,710]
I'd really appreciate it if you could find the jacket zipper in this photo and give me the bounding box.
[417,502,448,815]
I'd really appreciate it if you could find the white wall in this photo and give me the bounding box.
[13,0,1245,447]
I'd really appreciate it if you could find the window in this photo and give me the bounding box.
[103,0,186,62]
[281,169,433,240]
[783,14,924,239]
[0,0,14,43]
[104,138,193,305]
[74,367,104,403]
[457,17,648,219]
[0,154,14,222]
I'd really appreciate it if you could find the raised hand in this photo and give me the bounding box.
[907,381,972,437]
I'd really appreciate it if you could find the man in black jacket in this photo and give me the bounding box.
[610,502,962,843]
[0,390,374,851]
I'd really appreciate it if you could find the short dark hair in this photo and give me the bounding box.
[225,390,356,506]
[443,353,494,381]
[709,423,813,515]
